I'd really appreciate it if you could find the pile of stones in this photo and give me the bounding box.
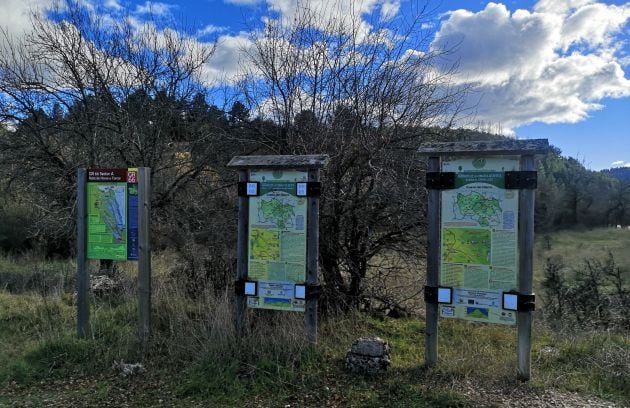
[344,336,391,374]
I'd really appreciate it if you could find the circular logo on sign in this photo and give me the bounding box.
[272,170,283,179]
[472,158,486,169]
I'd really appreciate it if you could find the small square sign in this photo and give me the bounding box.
[296,182,307,197]
[246,182,258,196]
[294,284,306,299]
[437,287,452,304]
[502,293,518,311]
[244,281,257,296]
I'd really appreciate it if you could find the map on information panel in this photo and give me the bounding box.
[439,158,519,325]
[247,170,308,312]
[86,169,138,261]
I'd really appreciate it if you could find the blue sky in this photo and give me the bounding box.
[2,0,629,170]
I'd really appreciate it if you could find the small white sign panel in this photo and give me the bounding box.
[244,281,257,296]
[246,182,258,196]
[438,287,452,303]
[294,284,306,299]
[503,293,518,311]
[296,182,307,197]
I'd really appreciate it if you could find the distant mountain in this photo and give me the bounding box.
[601,167,630,183]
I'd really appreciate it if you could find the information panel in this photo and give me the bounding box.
[247,170,308,312]
[439,158,519,325]
[86,168,138,260]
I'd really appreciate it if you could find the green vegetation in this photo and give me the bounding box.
[535,228,630,280]
[1,245,628,406]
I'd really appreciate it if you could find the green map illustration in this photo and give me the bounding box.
[247,170,308,312]
[258,194,296,229]
[87,183,127,260]
[442,228,491,265]
[454,191,502,227]
[250,229,280,260]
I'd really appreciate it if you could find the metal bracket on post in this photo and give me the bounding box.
[502,291,536,312]
[238,181,260,196]
[424,286,453,304]
[294,284,322,300]
[296,182,321,197]
[235,279,258,296]
[426,172,455,190]
[505,171,537,189]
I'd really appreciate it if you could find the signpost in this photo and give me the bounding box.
[76,167,151,339]
[86,168,139,261]
[417,139,548,380]
[227,155,329,344]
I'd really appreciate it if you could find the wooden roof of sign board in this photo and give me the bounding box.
[227,154,330,169]
[417,139,549,156]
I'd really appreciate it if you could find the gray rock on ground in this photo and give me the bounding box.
[345,336,391,374]
[112,361,146,377]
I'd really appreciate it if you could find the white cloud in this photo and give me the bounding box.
[534,0,595,15]
[104,0,123,11]
[0,0,54,41]
[560,3,630,50]
[431,1,630,132]
[225,0,262,5]
[203,0,405,85]
[265,0,379,40]
[200,32,253,84]
[134,1,176,16]
[196,24,227,37]
[380,0,400,21]
[611,160,630,168]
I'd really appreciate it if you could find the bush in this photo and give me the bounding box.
[0,204,35,253]
[542,252,630,331]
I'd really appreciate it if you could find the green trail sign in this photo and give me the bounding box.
[77,167,150,340]
[227,154,329,344]
[86,168,139,260]
[247,170,308,312]
[439,158,519,325]
[418,138,549,381]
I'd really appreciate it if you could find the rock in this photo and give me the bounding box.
[112,361,146,377]
[90,274,122,296]
[345,337,391,374]
[350,336,390,357]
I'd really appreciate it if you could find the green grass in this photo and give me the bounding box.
[1,285,627,407]
[535,228,630,284]
[1,231,629,407]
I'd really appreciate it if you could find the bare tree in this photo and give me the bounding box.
[239,1,469,309]
[0,2,228,253]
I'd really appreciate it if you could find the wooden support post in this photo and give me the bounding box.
[306,169,320,345]
[235,170,249,336]
[425,156,440,366]
[517,155,535,380]
[138,167,152,340]
[76,168,89,338]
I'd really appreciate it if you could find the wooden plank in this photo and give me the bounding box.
[138,167,152,340]
[227,155,329,169]
[517,155,535,381]
[417,139,549,156]
[76,168,89,338]
[306,168,320,345]
[425,157,440,366]
[235,170,248,336]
